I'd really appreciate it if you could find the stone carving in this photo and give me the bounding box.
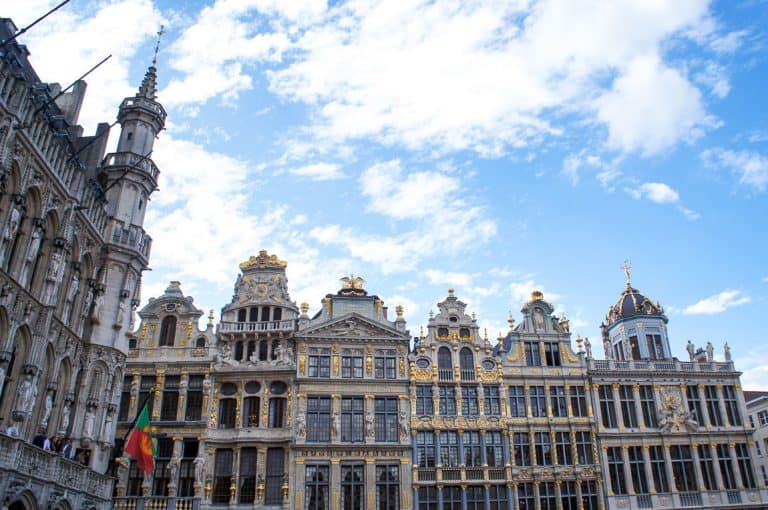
[59,400,71,432]
[115,299,126,327]
[41,389,54,427]
[295,412,306,438]
[705,341,714,362]
[62,271,79,323]
[92,292,104,323]
[658,387,697,433]
[193,455,206,484]
[724,342,731,361]
[533,307,546,332]
[603,338,613,360]
[15,372,37,414]
[584,337,592,358]
[398,410,408,438]
[83,407,96,438]
[365,413,374,438]
[686,340,695,361]
[19,225,42,284]
[332,411,340,439]
[0,206,21,263]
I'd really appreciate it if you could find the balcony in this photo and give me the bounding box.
[110,222,152,258]
[103,151,161,182]
[589,358,735,373]
[113,497,199,510]
[219,320,296,334]
[127,346,212,359]
[0,434,113,509]
[438,368,453,382]
[605,489,768,509]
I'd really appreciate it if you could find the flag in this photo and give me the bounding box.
[124,403,155,475]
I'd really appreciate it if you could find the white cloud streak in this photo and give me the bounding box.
[702,148,768,192]
[681,289,751,315]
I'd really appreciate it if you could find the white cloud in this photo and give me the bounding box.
[508,279,561,308]
[596,55,717,155]
[694,62,730,98]
[289,163,344,181]
[626,182,680,204]
[702,148,768,192]
[681,289,751,315]
[762,277,768,284]
[676,205,701,221]
[3,0,163,132]
[424,270,474,288]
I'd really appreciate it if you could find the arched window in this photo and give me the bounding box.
[261,306,270,322]
[273,307,282,321]
[195,337,206,348]
[237,309,247,322]
[459,347,475,381]
[438,347,453,381]
[249,307,258,321]
[159,316,177,346]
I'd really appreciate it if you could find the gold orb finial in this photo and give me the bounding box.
[448,288,454,296]
[300,302,309,315]
[396,304,404,318]
[531,290,544,301]
[508,311,515,330]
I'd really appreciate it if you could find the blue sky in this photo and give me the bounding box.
[6,0,767,385]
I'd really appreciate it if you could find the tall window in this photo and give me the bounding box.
[513,432,531,466]
[127,461,143,496]
[340,464,364,510]
[488,486,506,510]
[723,386,742,425]
[518,482,535,510]
[212,449,233,504]
[341,397,364,442]
[418,487,437,510]
[718,444,738,489]
[243,396,260,427]
[698,444,717,490]
[464,431,482,466]
[265,448,285,504]
[440,431,459,467]
[439,386,456,416]
[484,386,501,416]
[649,446,669,492]
[160,375,180,420]
[619,385,637,428]
[307,397,331,442]
[530,386,547,417]
[555,432,572,465]
[269,398,286,428]
[550,386,567,417]
[416,431,435,467]
[218,399,236,429]
[305,465,329,510]
[139,375,156,416]
[570,386,587,417]
[341,350,363,378]
[639,385,657,427]
[461,386,479,416]
[239,447,257,504]
[736,443,757,488]
[437,347,453,381]
[459,347,475,381]
[560,481,578,510]
[237,309,246,322]
[465,486,484,510]
[416,386,433,416]
[607,447,626,494]
[178,440,198,497]
[375,397,398,442]
[670,445,697,492]
[485,431,503,467]
[375,349,397,379]
[375,464,399,510]
[186,375,203,421]
[628,335,641,360]
[705,385,723,426]
[686,385,703,423]
[540,482,557,510]
[443,487,462,510]
[534,432,552,466]
[118,376,132,421]
[524,342,541,366]
[581,480,599,510]
[628,446,648,493]
[509,386,526,417]
[159,316,177,347]
[308,350,331,378]
[152,438,173,495]
[576,431,593,464]
[599,385,617,428]
[645,334,664,359]
[544,343,561,366]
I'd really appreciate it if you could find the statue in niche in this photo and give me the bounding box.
[62,272,79,323]
[365,413,374,438]
[398,410,408,438]
[16,373,37,413]
[533,308,546,332]
[91,292,104,323]
[59,401,71,432]
[115,299,126,327]
[331,411,340,439]
[41,389,54,427]
[295,412,306,438]
[193,455,206,484]
[20,225,43,284]
[0,206,21,263]
[83,408,95,438]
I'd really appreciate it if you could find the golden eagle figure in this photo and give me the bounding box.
[340,275,365,290]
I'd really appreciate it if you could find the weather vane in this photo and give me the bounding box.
[152,25,165,66]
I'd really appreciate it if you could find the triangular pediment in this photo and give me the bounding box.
[300,313,406,340]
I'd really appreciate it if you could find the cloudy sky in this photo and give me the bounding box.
[6,0,767,386]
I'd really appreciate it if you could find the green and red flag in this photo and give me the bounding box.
[124,403,155,475]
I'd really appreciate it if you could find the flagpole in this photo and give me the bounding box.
[121,386,156,444]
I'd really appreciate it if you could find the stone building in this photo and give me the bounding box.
[588,273,766,510]
[745,391,768,488]
[293,275,412,510]
[113,281,215,508]
[0,16,164,510]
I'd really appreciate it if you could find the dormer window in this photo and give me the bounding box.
[449,316,458,323]
[437,327,449,338]
[159,316,177,347]
[459,328,470,338]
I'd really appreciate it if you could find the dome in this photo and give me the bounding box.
[605,284,664,326]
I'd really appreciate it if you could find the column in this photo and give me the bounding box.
[330,458,341,509]
[689,443,704,493]
[480,430,488,466]
[458,430,466,480]
[545,384,552,417]
[331,394,341,443]
[663,445,677,492]
[230,447,240,505]
[709,443,725,490]
[555,480,563,510]
[698,385,710,428]
[717,385,731,427]
[551,430,558,465]
[612,384,624,430]
[168,437,183,497]
[129,373,140,418]
[478,382,485,415]
[530,432,537,466]
[601,447,613,495]
[177,371,189,421]
[570,430,578,468]
[256,447,267,503]
[534,480,542,510]
[152,369,165,420]
[565,384,573,417]
[592,385,602,428]
[365,458,376,510]
[525,385,532,418]
[633,384,644,429]
[622,446,634,495]
[642,446,656,494]
[585,383,595,420]
[366,395,376,444]
[508,483,516,510]
[294,458,305,510]
[401,459,412,510]
[575,480,584,510]
[729,442,744,489]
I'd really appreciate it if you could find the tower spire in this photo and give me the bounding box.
[137,25,164,100]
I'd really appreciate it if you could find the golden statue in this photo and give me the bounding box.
[340,275,365,290]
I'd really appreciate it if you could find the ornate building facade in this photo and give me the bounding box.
[0,16,164,510]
